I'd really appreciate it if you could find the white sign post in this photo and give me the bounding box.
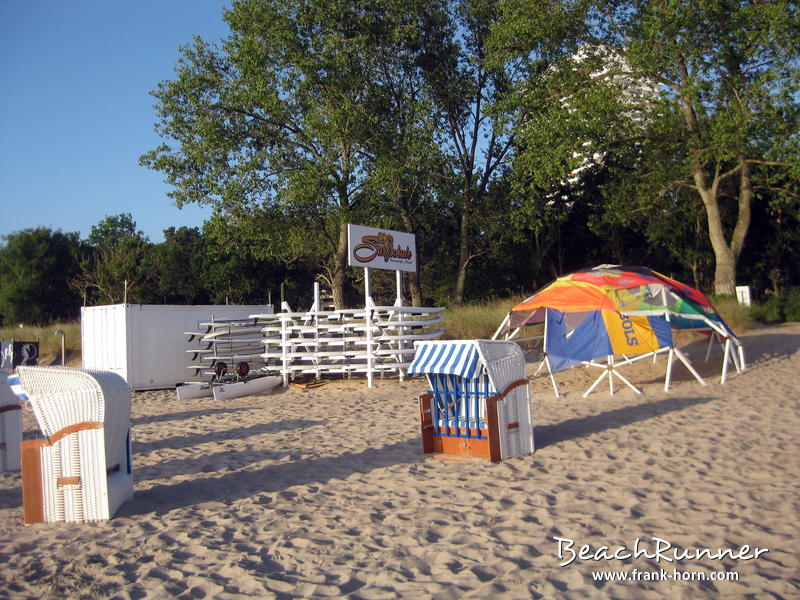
[347,224,417,386]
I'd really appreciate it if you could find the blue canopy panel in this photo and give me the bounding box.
[547,310,612,372]
[407,341,482,380]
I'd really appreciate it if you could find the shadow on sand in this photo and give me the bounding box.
[120,438,421,517]
[134,419,326,454]
[132,405,262,426]
[535,395,716,449]
[684,329,800,364]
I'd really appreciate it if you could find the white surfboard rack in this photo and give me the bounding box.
[252,283,445,387]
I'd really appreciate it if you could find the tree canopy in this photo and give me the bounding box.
[3,0,797,327]
[141,0,425,307]
[0,228,82,324]
[490,0,800,295]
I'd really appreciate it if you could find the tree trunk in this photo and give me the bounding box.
[689,260,701,291]
[332,222,349,309]
[731,157,753,270]
[453,190,471,305]
[696,184,736,296]
[398,210,424,307]
[678,59,751,298]
[693,160,753,297]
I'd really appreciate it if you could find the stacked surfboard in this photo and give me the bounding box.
[177,317,280,400]
[252,305,445,386]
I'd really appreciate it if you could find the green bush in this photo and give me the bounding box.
[750,294,785,324]
[782,288,800,322]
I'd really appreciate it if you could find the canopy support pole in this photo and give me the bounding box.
[665,347,706,391]
[534,354,560,398]
[539,308,560,397]
[721,338,732,384]
[729,337,743,373]
[583,355,642,398]
[720,335,745,384]
[492,314,510,340]
[705,332,718,362]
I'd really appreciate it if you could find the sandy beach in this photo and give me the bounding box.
[1,322,798,599]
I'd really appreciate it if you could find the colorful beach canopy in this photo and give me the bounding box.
[495,265,744,395]
[507,264,734,338]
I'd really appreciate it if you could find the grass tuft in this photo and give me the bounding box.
[442,297,524,340]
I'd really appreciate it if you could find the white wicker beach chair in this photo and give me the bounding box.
[0,372,22,472]
[13,366,133,523]
[408,340,534,462]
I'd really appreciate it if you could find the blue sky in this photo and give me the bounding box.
[0,1,233,243]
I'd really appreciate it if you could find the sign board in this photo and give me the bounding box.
[347,224,417,273]
[735,286,752,307]
[1,341,39,370]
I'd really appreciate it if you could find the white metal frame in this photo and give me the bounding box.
[247,282,445,388]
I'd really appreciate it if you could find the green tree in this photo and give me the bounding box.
[142,0,424,308]
[420,0,518,304]
[491,0,800,295]
[152,226,208,304]
[198,215,313,306]
[87,212,138,248]
[364,1,448,306]
[71,214,155,304]
[0,228,82,324]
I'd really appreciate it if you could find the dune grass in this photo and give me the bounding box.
[709,295,754,334]
[442,297,525,340]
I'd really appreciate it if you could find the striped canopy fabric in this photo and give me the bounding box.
[407,341,482,379]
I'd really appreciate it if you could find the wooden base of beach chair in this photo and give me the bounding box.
[20,433,133,524]
[420,395,502,462]
[20,439,46,524]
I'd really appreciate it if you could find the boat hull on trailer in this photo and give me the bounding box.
[212,375,282,400]
[176,381,216,401]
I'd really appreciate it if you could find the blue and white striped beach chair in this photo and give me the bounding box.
[408,340,534,462]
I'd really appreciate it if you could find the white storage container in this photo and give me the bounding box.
[81,304,273,390]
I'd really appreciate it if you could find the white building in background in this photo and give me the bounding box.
[560,44,661,186]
